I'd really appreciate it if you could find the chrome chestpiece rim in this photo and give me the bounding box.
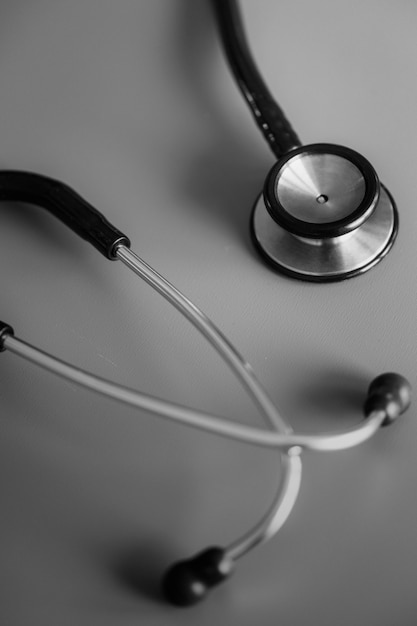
[251,143,399,281]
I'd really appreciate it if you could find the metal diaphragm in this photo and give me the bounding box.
[251,144,398,282]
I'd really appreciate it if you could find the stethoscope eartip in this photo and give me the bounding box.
[162,547,233,607]
[364,373,412,426]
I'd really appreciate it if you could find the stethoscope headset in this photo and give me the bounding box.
[0,0,412,609]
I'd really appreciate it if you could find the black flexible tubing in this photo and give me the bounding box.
[211,0,301,158]
[0,170,130,259]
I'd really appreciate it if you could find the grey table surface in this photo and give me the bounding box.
[1,1,416,625]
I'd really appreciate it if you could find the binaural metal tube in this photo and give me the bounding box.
[0,331,388,451]
[114,245,291,436]
[0,245,393,566]
[226,448,302,560]
[114,244,300,559]
[0,244,390,565]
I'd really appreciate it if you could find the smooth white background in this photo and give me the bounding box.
[0,1,416,624]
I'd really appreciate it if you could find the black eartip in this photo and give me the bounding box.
[364,372,412,426]
[0,321,14,351]
[162,547,233,607]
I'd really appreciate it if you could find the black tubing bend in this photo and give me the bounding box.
[211,0,301,158]
[0,170,130,259]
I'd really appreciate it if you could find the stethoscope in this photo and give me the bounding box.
[0,0,412,609]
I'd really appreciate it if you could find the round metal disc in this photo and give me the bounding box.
[276,153,366,223]
[251,185,398,282]
[263,144,380,239]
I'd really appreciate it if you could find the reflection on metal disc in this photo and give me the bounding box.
[276,153,366,224]
[251,185,398,282]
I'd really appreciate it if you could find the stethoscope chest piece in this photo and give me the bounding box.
[251,144,398,281]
